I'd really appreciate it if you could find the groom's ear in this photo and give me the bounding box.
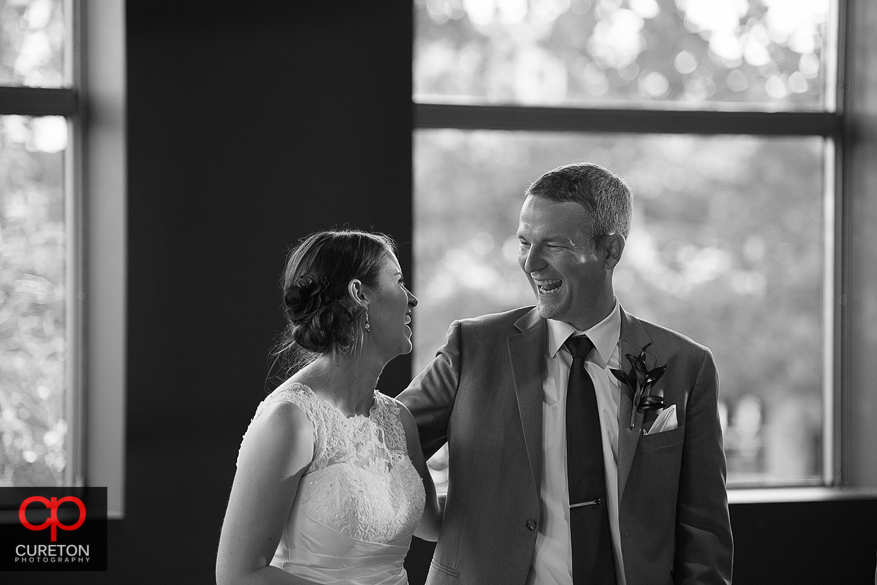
[602,233,625,270]
[348,279,368,308]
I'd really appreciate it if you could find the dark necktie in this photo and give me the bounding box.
[565,335,617,584]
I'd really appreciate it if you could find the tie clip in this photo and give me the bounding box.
[569,498,601,509]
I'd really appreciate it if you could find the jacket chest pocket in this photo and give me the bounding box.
[637,425,684,451]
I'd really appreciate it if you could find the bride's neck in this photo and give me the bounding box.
[295,353,384,417]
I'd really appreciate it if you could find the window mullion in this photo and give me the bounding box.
[0,87,77,116]
[415,103,841,137]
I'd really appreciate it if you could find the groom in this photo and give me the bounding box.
[398,162,733,585]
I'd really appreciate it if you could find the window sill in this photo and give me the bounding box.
[728,487,877,504]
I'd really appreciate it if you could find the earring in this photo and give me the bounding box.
[364,311,371,333]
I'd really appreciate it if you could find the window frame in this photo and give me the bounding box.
[412,0,850,489]
[0,0,127,516]
[0,0,83,487]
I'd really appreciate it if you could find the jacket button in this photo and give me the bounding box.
[526,519,537,531]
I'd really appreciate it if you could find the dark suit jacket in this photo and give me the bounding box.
[398,306,733,585]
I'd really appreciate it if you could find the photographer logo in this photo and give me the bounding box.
[0,487,107,571]
[19,496,86,542]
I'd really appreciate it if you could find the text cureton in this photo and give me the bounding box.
[15,544,90,557]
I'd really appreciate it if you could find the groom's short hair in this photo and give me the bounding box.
[526,162,633,241]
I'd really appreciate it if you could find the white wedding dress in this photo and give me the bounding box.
[242,382,425,584]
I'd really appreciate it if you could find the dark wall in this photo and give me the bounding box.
[730,498,877,584]
[9,1,877,583]
[124,2,414,582]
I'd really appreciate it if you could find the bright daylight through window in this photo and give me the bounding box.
[413,0,838,489]
[0,0,73,487]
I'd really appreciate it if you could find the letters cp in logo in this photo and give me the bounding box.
[19,496,86,542]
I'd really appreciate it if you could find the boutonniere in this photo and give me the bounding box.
[610,343,667,429]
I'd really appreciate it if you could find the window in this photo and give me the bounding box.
[0,1,125,516]
[413,0,842,488]
[0,0,79,487]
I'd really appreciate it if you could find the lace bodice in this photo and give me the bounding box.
[241,381,425,582]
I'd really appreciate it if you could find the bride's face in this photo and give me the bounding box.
[363,253,417,359]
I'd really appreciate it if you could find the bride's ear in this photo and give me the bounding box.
[348,279,368,309]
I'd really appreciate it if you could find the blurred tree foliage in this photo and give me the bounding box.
[414,132,825,487]
[415,0,829,108]
[0,0,65,88]
[0,115,67,487]
[0,0,67,487]
[413,0,832,485]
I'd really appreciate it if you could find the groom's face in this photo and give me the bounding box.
[516,195,610,330]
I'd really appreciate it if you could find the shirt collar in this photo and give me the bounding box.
[546,302,622,369]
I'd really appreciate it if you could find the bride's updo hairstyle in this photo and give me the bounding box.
[277,229,395,371]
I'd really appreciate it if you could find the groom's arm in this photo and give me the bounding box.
[674,349,734,585]
[397,320,462,460]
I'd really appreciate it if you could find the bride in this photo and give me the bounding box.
[216,229,441,584]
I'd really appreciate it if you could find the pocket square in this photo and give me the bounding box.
[644,404,677,435]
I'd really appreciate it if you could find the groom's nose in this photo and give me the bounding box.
[520,245,545,274]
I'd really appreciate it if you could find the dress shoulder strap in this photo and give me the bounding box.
[238,382,328,470]
[254,382,321,426]
[370,391,408,455]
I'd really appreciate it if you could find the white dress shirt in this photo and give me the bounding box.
[526,303,626,585]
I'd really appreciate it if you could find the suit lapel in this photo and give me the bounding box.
[616,308,655,499]
[508,308,547,500]
[505,307,659,501]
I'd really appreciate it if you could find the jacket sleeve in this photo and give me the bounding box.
[397,320,462,460]
[674,349,734,585]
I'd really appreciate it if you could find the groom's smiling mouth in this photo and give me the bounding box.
[535,279,562,295]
